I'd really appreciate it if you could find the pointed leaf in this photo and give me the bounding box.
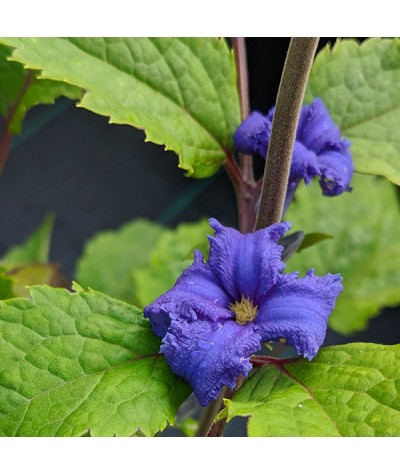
[2,214,55,265]
[0,37,241,178]
[305,38,400,185]
[0,45,82,134]
[227,343,400,436]
[0,286,190,436]
[285,174,400,334]
[75,219,165,303]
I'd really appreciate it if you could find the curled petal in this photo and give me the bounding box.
[256,270,343,360]
[317,143,354,196]
[144,250,232,338]
[297,98,342,154]
[161,318,261,406]
[289,141,320,187]
[208,219,290,302]
[233,111,271,157]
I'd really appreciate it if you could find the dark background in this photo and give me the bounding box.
[0,38,399,435]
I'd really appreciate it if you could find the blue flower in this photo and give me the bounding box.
[144,219,343,406]
[234,98,354,199]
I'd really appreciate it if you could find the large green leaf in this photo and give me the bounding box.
[226,343,400,436]
[75,219,165,303]
[0,45,82,134]
[0,37,241,178]
[285,174,400,334]
[0,286,190,436]
[2,214,54,265]
[133,219,211,307]
[305,38,400,185]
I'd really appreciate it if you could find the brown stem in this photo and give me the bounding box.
[0,70,34,174]
[255,37,319,230]
[224,154,261,234]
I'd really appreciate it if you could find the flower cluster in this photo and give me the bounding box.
[144,219,343,406]
[234,98,354,203]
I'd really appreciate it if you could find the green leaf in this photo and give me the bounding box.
[0,45,82,134]
[6,263,69,298]
[305,38,400,185]
[2,214,54,265]
[75,219,165,303]
[297,232,334,252]
[0,286,190,436]
[227,343,400,436]
[285,174,400,334]
[133,219,211,307]
[0,268,14,299]
[0,38,241,178]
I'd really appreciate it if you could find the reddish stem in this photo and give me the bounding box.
[0,70,34,174]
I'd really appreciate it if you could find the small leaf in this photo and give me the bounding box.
[279,231,304,261]
[0,38,241,178]
[2,214,54,265]
[75,219,165,303]
[305,38,400,185]
[6,263,69,298]
[297,232,334,252]
[285,174,400,334]
[0,286,190,436]
[133,219,211,307]
[0,45,82,134]
[227,343,400,436]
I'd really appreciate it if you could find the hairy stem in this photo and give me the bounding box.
[255,37,319,230]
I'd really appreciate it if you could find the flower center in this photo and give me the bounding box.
[229,296,258,325]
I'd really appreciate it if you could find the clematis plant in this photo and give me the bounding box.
[234,98,354,210]
[144,219,343,406]
[0,36,400,439]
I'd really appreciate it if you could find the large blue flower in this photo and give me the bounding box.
[144,219,343,406]
[234,98,354,200]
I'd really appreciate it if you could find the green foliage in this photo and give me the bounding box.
[76,219,165,303]
[0,286,190,436]
[226,343,400,436]
[75,218,211,308]
[0,45,81,134]
[3,214,54,265]
[0,37,241,178]
[285,174,400,334]
[305,38,400,185]
[133,219,211,307]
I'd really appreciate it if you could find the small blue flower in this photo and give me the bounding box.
[144,219,343,406]
[234,98,354,198]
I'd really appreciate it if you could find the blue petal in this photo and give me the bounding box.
[144,250,231,338]
[208,219,290,303]
[161,318,261,406]
[255,270,343,360]
[297,98,342,154]
[317,142,354,196]
[290,141,320,186]
[233,111,271,157]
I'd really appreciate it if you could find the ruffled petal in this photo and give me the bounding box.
[208,219,290,303]
[233,111,271,157]
[144,250,232,338]
[289,141,320,186]
[255,270,343,360]
[297,98,342,154]
[317,142,354,196]
[161,318,261,406]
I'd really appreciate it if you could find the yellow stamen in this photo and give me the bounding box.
[229,296,258,325]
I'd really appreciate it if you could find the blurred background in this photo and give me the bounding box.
[0,39,399,435]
